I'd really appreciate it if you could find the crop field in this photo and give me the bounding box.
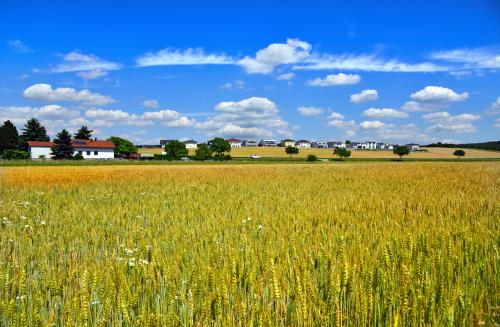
[0,163,499,326]
[138,146,500,159]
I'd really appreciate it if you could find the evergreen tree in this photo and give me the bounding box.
[74,125,93,139]
[20,118,49,149]
[51,129,74,159]
[0,120,20,152]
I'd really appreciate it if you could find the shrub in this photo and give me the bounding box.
[73,153,84,160]
[307,154,318,161]
[153,154,169,160]
[1,149,30,160]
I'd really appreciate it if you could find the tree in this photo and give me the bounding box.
[209,138,231,158]
[74,125,93,139]
[194,143,212,160]
[51,129,74,159]
[393,145,410,159]
[453,149,465,159]
[0,120,20,153]
[333,147,351,160]
[285,146,299,158]
[21,118,49,149]
[108,136,137,157]
[164,140,188,160]
[307,154,318,161]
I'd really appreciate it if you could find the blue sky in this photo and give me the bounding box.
[1,0,499,144]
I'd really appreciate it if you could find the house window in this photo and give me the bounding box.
[86,151,91,155]
[94,151,98,155]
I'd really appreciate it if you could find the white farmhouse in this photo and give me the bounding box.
[227,138,242,147]
[28,139,115,159]
[183,140,198,149]
[366,141,377,149]
[295,140,311,148]
[281,139,296,147]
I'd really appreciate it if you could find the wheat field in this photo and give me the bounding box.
[0,163,499,326]
[139,146,500,159]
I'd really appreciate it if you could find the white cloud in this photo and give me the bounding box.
[360,120,388,130]
[136,48,234,67]
[494,118,500,128]
[363,108,409,119]
[401,101,448,112]
[77,69,108,80]
[23,84,115,105]
[364,123,433,143]
[410,86,469,102]
[307,73,361,87]
[297,106,324,116]
[429,47,500,69]
[8,39,30,53]
[142,99,159,108]
[85,108,130,120]
[195,97,290,138]
[350,89,378,103]
[327,119,355,128]
[38,104,80,118]
[486,97,500,115]
[276,72,296,80]
[52,51,121,73]
[238,39,311,74]
[295,53,449,72]
[328,112,345,120]
[221,80,245,89]
[422,111,481,134]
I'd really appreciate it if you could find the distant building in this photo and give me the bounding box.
[311,141,328,148]
[259,139,278,147]
[160,139,175,146]
[295,140,311,148]
[328,141,346,148]
[243,140,258,147]
[366,141,377,150]
[227,138,242,147]
[183,140,198,149]
[280,139,296,147]
[28,139,115,159]
[406,143,421,151]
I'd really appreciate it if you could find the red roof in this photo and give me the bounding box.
[27,141,53,147]
[28,139,116,149]
[226,138,241,142]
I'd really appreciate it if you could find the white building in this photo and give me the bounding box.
[227,138,242,147]
[259,139,278,146]
[28,139,115,159]
[243,140,258,147]
[328,141,346,149]
[183,140,198,149]
[312,141,328,148]
[366,141,377,149]
[281,139,296,147]
[295,140,311,148]
[407,143,421,151]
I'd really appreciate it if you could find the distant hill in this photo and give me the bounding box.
[425,141,500,151]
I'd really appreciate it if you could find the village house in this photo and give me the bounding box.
[295,140,311,148]
[327,141,346,148]
[259,139,278,146]
[311,141,328,148]
[28,139,115,159]
[280,139,296,147]
[406,143,421,151]
[242,140,258,146]
[183,140,198,149]
[227,138,242,147]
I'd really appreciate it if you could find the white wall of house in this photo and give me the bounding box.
[29,146,52,159]
[229,141,242,148]
[74,147,114,159]
[283,141,295,147]
[185,143,198,149]
[296,142,311,148]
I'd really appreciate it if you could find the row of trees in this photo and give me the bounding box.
[163,138,232,161]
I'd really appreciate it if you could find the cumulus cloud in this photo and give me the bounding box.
[350,89,378,103]
[328,112,345,120]
[221,80,245,89]
[8,39,31,53]
[402,86,469,112]
[360,120,389,130]
[429,47,500,69]
[195,97,290,138]
[363,108,409,119]
[422,111,481,134]
[276,72,296,80]
[486,97,500,115]
[410,86,469,102]
[77,69,108,80]
[294,53,449,72]
[306,73,361,87]
[142,99,159,108]
[297,106,324,116]
[23,84,115,105]
[238,39,311,74]
[52,51,121,73]
[327,119,355,128]
[136,48,234,67]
